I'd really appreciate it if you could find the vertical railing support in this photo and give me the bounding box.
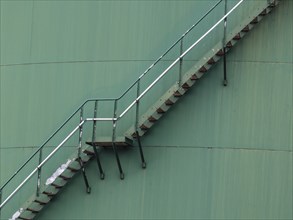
[36,149,42,197]
[92,101,105,179]
[112,100,124,179]
[78,106,91,193]
[178,39,184,86]
[223,0,228,86]
[135,79,146,169]
[78,107,84,157]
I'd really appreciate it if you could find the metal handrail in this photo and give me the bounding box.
[0,0,223,193]
[1,0,246,213]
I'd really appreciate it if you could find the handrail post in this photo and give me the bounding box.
[135,80,140,130]
[135,80,146,168]
[78,107,84,157]
[92,101,105,179]
[92,101,97,144]
[112,100,124,179]
[78,106,91,193]
[223,0,228,86]
[178,39,184,86]
[36,149,42,197]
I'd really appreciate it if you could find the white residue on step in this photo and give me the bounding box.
[45,159,71,185]
[9,208,23,220]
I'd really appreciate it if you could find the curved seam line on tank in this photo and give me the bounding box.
[1,145,292,153]
[1,60,291,67]
[143,145,293,153]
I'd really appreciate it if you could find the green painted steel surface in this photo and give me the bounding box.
[0,0,292,219]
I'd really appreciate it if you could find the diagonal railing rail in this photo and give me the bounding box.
[2,0,277,218]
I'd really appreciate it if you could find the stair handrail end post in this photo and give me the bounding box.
[36,149,42,197]
[112,100,124,179]
[91,101,105,179]
[112,100,118,143]
[178,38,184,86]
[78,106,84,157]
[92,101,98,143]
[135,79,141,131]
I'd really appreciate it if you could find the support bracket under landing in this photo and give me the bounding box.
[112,142,125,180]
[92,145,105,180]
[77,157,91,194]
[223,46,228,86]
[136,131,147,169]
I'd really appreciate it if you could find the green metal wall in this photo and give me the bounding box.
[0,0,292,219]
[0,0,217,178]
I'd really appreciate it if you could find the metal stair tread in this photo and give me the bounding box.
[26,207,41,214]
[34,198,50,205]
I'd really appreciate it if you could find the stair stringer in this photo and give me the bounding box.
[125,0,279,139]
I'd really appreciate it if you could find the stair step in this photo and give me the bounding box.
[131,132,137,138]
[216,49,224,56]
[67,166,80,172]
[34,199,49,205]
[226,41,233,48]
[260,9,267,16]
[182,83,190,90]
[250,17,258,24]
[199,66,207,73]
[148,116,157,122]
[165,99,174,106]
[241,25,250,32]
[173,91,183,97]
[156,107,166,114]
[233,33,241,40]
[140,124,149,130]
[269,1,277,7]
[26,207,41,214]
[43,191,57,197]
[190,74,198,80]
[83,149,95,156]
[59,174,71,180]
[51,182,65,189]
[207,58,216,64]
[74,156,90,164]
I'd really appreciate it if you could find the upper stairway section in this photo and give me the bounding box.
[0,0,280,219]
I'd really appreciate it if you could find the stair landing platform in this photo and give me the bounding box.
[86,136,133,148]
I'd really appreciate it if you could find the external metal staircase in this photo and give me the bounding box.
[0,0,279,219]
